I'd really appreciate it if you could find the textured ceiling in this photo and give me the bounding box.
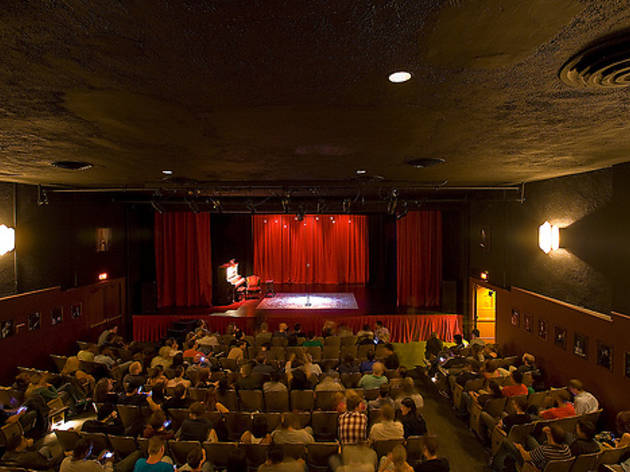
[1,1,630,188]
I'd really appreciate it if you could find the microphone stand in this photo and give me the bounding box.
[305,262,311,307]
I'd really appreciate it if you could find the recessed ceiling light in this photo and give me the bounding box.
[388,71,412,83]
[162,170,173,175]
[51,161,93,171]
[406,158,446,168]
[355,169,367,175]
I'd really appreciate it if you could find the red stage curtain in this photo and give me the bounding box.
[154,212,212,307]
[397,211,442,308]
[253,214,368,284]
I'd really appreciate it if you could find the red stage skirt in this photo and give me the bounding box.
[133,313,462,343]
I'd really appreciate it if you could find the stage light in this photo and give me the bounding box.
[0,225,15,256]
[342,198,351,213]
[389,71,412,83]
[161,170,173,175]
[281,196,290,213]
[315,216,319,221]
[98,272,108,281]
[296,206,305,221]
[151,200,165,214]
[480,270,488,280]
[263,219,267,224]
[538,221,559,254]
[186,198,200,214]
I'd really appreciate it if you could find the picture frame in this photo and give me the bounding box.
[479,226,491,252]
[71,303,82,319]
[537,319,547,340]
[523,313,532,333]
[51,307,63,326]
[0,320,13,339]
[28,312,41,331]
[554,326,567,349]
[597,341,613,371]
[573,333,588,359]
[511,309,520,328]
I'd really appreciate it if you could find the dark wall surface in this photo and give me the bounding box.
[469,164,630,315]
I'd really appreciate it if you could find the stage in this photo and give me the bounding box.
[133,286,462,343]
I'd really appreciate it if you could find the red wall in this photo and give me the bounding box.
[476,277,630,424]
[0,278,126,383]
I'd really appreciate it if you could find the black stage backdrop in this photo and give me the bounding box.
[367,214,397,308]
[211,214,253,306]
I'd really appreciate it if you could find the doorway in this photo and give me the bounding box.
[474,284,496,343]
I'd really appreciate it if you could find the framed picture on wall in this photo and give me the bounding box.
[554,326,567,349]
[479,226,491,252]
[511,309,520,327]
[51,307,63,326]
[71,304,82,319]
[523,313,533,333]
[0,320,13,339]
[537,319,548,340]
[28,312,41,331]
[625,353,630,378]
[573,333,588,359]
[597,341,613,371]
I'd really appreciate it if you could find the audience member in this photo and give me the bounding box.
[378,444,412,472]
[399,397,427,438]
[569,420,600,456]
[514,425,572,471]
[383,344,400,370]
[359,362,388,390]
[414,437,450,472]
[568,379,599,415]
[501,370,528,397]
[241,415,272,444]
[539,390,576,420]
[133,436,174,471]
[271,412,314,444]
[338,394,368,444]
[374,321,391,344]
[360,351,376,374]
[179,447,211,472]
[369,404,404,442]
[178,402,214,442]
[368,384,394,411]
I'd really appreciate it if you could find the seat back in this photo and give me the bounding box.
[243,443,270,471]
[116,404,141,430]
[324,336,341,347]
[322,345,340,360]
[406,436,425,464]
[216,390,239,411]
[306,346,322,361]
[341,373,362,388]
[50,354,68,372]
[373,439,405,458]
[542,457,575,472]
[54,430,81,451]
[315,390,339,411]
[340,345,358,358]
[168,440,202,465]
[203,442,239,468]
[358,345,374,360]
[364,388,380,401]
[168,408,190,431]
[569,451,600,472]
[340,336,357,346]
[307,442,340,471]
[311,411,338,441]
[189,388,207,402]
[225,412,253,441]
[291,390,315,411]
[79,432,109,453]
[108,435,138,457]
[597,445,630,466]
[264,390,289,411]
[239,390,264,411]
[257,412,282,432]
[485,397,507,418]
[281,443,307,460]
[269,346,286,362]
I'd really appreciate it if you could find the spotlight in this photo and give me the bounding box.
[296,205,305,222]
[186,198,200,214]
[316,199,325,214]
[209,198,222,213]
[342,198,352,213]
[395,201,408,220]
[37,185,48,206]
[387,189,399,216]
[246,200,256,214]
[281,197,290,213]
[389,71,412,83]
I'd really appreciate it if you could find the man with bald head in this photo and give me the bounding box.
[358,362,389,390]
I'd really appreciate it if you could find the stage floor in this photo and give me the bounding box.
[256,292,358,310]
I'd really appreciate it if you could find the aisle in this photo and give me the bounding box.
[420,388,490,471]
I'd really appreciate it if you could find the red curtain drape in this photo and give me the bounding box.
[253,214,368,284]
[397,210,442,308]
[154,212,212,307]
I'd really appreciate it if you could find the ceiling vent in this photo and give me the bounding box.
[559,36,630,89]
[51,161,93,171]
[406,158,445,168]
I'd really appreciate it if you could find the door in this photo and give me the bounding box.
[474,284,496,343]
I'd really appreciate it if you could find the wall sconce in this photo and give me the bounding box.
[0,224,15,256]
[538,221,559,254]
[98,272,109,281]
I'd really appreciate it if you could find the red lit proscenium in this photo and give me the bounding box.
[98,272,108,281]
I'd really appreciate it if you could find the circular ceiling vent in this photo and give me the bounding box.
[51,161,93,171]
[559,36,630,89]
[406,158,445,168]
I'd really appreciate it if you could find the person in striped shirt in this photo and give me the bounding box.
[515,425,573,470]
[338,394,367,444]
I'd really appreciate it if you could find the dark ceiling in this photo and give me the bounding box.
[1,0,630,189]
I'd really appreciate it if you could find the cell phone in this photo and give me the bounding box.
[163,419,171,428]
[200,356,206,363]
[373,337,379,345]
[104,451,113,458]
[138,386,143,393]
[16,406,27,414]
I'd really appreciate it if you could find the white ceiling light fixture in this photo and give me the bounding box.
[538,221,560,254]
[355,169,367,175]
[0,224,15,256]
[161,170,173,175]
[388,71,412,83]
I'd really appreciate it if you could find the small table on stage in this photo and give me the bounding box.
[263,280,275,298]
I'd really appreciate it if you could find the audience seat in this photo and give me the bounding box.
[405,436,425,465]
[291,390,315,410]
[314,391,338,410]
[569,451,600,472]
[225,412,253,441]
[239,390,264,411]
[167,408,189,431]
[137,437,149,456]
[307,442,339,472]
[357,345,374,359]
[216,390,239,411]
[324,336,341,347]
[341,373,361,388]
[203,441,239,469]
[311,411,338,441]
[54,430,81,451]
[243,443,270,471]
[281,443,307,460]
[79,431,110,453]
[340,336,357,346]
[260,412,282,431]
[168,439,201,465]
[50,354,68,372]
[264,390,289,411]
[523,457,576,472]
[108,435,138,457]
[306,346,322,361]
[322,345,340,360]
[373,439,405,458]
[340,345,358,358]
[597,446,630,468]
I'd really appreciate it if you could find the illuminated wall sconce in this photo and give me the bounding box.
[538,221,559,254]
[98,272,109,281]
[480,270,489,280]
[0,224,15,256]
